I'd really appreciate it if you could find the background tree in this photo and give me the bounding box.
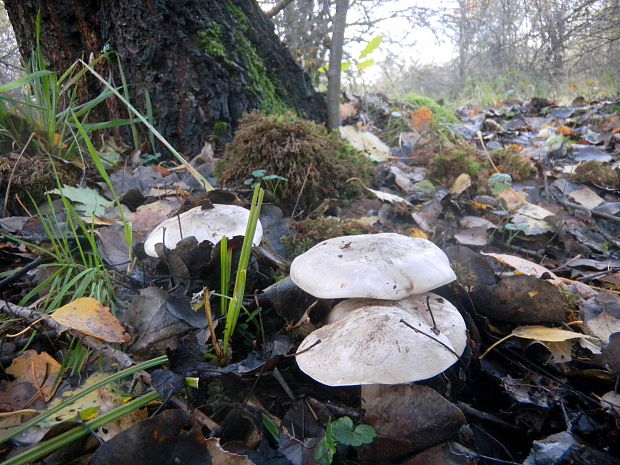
[3,0,326,156]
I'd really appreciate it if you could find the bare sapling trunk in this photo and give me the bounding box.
[327,0,349,131]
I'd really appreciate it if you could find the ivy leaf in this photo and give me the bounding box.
[331,416,376,447]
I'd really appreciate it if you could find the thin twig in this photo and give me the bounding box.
[0,255,47,291]
[3,132,35,216]
[399,319,460,360]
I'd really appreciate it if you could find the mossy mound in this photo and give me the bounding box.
[218,112,373,214]
[490,146,536,181]
[283,216,378,257]
[0,155,79,214]
[428,144,483,186]
[571,161,618,187]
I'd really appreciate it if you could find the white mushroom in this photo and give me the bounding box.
[143,204,263,257]
[328,293,467,357]
[290,233,456,299]
[295,303,465,386]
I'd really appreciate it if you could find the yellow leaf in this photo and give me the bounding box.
[450,173,472,196]
[408,228,428,240]
[512,326,595,342]
[51,297,131,343]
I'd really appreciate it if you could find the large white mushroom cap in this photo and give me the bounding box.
[290,233,456,299]
[143,204,263,257]
[295,302,465,386]
[328,293,467,357]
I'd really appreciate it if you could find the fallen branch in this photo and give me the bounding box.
[558,199,620,223]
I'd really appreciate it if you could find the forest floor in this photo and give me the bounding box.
[1,94,620,465]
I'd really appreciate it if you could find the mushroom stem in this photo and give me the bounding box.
[399,319,461,360]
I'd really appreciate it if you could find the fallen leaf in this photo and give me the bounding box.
[481,325,599,359]
[46,185,113,217]
[340,102,358,120]
[568,187,604,209]
[348,178,412,206]
[450,173,472,196]
[481,252,563,285]
[411,106,433,133]
[556,125,574,136]
[51,297,131,343]
[339,126,390,161]
[6,350,60,402]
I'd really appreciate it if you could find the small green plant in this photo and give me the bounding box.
[244,169,288,196]
[3,190,115,312]
[315,416,376,465]
[205,184,264,364]
[503,223,527,247]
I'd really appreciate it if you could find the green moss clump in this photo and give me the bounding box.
[571,161,619,187]
[283,217,378,257]
[490,146,536,181]
[405,94,458,124]
[218,111,373,213]
[428,144,483,186]
[197,24,227,59]
[226,0,249,32]
[213,121,230,138]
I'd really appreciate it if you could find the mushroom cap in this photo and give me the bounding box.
[143,204,263,257]
[295,304,464,386]
[290,233,456,299]
[328,293,467,357]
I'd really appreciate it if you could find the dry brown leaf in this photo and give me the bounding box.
[411,106,433,133]
[481,252,563,285]
[340,102,358,120]
[6,350,60,402]
[51,297,131,343]
[556,125,574,136]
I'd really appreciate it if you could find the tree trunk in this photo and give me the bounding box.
[4,0,326,156]
[327,0,348,130]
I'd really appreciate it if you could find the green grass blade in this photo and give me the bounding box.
[77,59,213,191]
[0,71,53,93]
[222,185,264,356]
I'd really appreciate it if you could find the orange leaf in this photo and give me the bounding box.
[51,297,131,343]
[411,106,433,133]
[153,165,171,176]
[7,350,61,401]
[556,125,574,136]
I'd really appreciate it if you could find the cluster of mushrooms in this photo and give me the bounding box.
[290,233,468,387]
[142,204,467,387]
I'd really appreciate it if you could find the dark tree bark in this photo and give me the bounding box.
[4,0,326,156]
